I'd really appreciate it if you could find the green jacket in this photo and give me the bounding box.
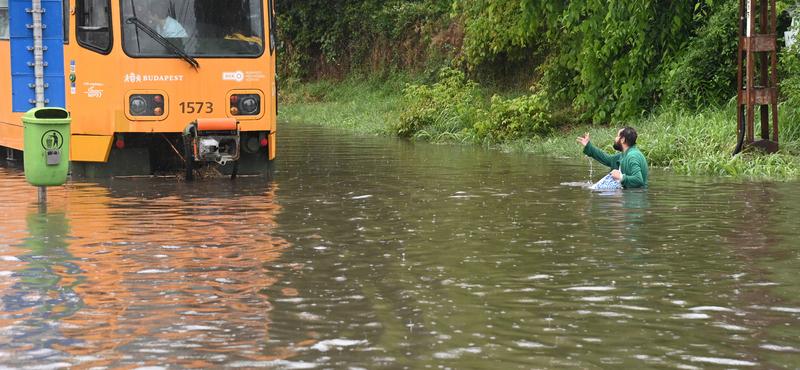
[583,142,648,188]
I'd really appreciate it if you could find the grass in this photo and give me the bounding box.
[279,73,414,134]
[502,101,800,180]
[280,77,800,181]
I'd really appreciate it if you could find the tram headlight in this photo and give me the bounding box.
[241,97,258,114]
[130,96,148,115]
[229,93,261,116]
[128,93,165,117]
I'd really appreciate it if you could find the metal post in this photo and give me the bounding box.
[31,0,46,201]
[32,0,45,107]
[38,186,47,204]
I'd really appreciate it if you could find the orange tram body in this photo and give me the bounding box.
[0,0,277,177]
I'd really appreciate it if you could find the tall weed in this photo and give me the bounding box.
[501,103,800,180]
[393,67,486,138]
[778,27,800,146]
[471,90,553,142]
[394,67,555,143]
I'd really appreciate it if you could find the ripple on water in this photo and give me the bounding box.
[4,125,800,369]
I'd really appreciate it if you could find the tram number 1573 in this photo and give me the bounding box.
[180,102,214,114]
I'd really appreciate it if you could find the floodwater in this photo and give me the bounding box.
[2,122,800,369]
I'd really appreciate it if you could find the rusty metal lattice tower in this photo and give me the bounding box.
[737,0,779,153]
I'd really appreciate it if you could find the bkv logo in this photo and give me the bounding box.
[222,71,244,82]
[85,86,103,98]
[41,130,64,150]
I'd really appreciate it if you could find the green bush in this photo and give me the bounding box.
[455,0,547,66]
[470,90,552,142]
[660,1,738,109]
[779,13,800,144]
[393,67,485,138]
[394,67,556,143]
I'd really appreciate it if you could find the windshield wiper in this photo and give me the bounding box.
[126,17,199,68]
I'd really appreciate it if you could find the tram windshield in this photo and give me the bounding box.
[121,0,264,58]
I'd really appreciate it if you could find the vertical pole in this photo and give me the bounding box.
[746,0,755,143]
[738,0,745,146]
[760,0,769,140]
[38,186,47,203]
[32,0,45,107]
[770,0,779,143]
[31,0,46,202]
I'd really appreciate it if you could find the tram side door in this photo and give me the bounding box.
[67,0,116,161]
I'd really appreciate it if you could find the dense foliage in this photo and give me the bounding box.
[278,0,800,142]
[392,68,553,143]
[393,68,484,139]
[660,1,740,110]
[457,0,745,122]
[275,0,452,80]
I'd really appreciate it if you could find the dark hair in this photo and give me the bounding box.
[620,126,637,146]
[148,1,168,19]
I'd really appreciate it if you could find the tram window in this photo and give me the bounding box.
[63,0,70,43]
[0,0,9,40]
[122,0,264,58]
[267,0,275,54]
[76,0,112,54]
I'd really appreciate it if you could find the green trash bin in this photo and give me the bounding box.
[22,107,72,187]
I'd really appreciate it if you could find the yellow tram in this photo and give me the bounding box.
[0,0,277,177]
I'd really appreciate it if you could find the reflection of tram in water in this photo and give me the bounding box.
[0,173,314,366]
[0,0,277,177]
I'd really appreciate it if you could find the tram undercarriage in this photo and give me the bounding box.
[29,130,275,179]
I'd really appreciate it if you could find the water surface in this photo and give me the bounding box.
[1,122,799,369]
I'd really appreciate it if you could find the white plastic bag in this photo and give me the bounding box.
[589,172,621,190]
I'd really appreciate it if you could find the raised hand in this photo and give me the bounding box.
[577,132,590,147]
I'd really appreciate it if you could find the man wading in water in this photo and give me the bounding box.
[577,127,648,188]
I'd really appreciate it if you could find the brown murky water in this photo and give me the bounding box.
[1,122,800,369]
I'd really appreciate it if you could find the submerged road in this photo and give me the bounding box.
[1,122,799,368]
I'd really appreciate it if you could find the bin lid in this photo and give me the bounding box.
[21,107,71,124]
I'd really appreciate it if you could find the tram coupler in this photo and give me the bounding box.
[182,118,241,180]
